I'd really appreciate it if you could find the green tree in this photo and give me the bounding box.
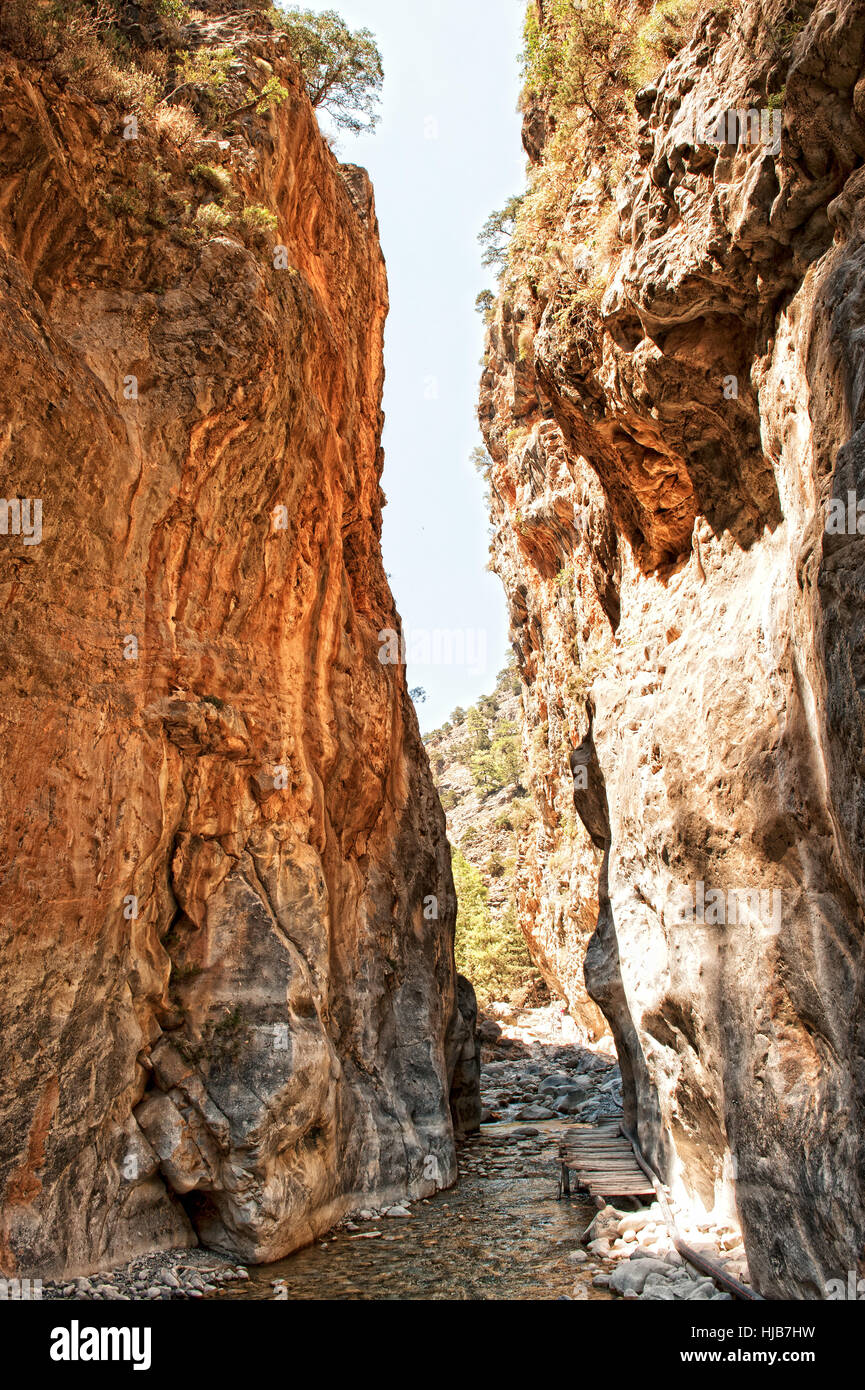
[452,851,535,1004]
[470,748,500,794]
[478,194,524,271]
[466,707,490,751]
[491,727,524,788]
[270,5,383,132]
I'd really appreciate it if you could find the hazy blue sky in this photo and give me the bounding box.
[310,0,527,731]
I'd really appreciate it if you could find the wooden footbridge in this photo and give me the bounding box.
[557,1121,656,1200]
[557,1121,762,1301]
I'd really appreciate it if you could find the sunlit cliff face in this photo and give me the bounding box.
[0,5,476,1277]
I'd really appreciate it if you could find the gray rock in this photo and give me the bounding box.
[640,1278,679,1301]
[537,1074,575,1093]
[684,1278,718,1300]
[554,1093,587,1114]
[610,1258,674,1296]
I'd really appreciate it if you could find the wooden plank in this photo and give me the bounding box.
[561,1151,635,1160]
[568,1163,646,1170]
[562,1160,644,1168]
[557,1122,656,1200]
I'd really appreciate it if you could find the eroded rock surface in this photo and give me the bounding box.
[480,0,865,1297]
[0,5,472,1277]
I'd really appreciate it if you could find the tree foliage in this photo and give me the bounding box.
[478,194,524,270]
[270,5,383,132]
[452,851,535,1004]
[522,0,699,121]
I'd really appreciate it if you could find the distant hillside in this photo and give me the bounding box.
[423,660,545,1006]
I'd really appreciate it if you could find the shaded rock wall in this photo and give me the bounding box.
[448,975,483,1136]
[0,8,470,1277]
[480,0,865,1296]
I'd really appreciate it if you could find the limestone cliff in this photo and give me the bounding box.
[480,0,865,1297]
[0,1,473,1278]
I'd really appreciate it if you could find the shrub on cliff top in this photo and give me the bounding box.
[269,5,383,132]
[522,0,699,119]
[523,0,632,129]
[491,0,702,299]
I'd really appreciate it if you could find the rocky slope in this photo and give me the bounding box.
[0,0,476,1279]
[424,664,607,1020]
[422,667,540,991]
[424,665,526,890]
[480,0,865,1297]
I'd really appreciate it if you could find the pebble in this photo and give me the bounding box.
[36,1249,250,1303]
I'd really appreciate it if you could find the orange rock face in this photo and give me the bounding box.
[0,10,470,1277]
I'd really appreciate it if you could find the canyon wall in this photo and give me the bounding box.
[481,0,865,1296]
[0,3,473,1278]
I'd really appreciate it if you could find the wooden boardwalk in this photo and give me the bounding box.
[558,1122,656,1200]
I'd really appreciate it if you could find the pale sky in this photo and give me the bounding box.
[308,0,528,731]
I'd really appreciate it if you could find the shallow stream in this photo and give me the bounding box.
[211,1122,609,1301]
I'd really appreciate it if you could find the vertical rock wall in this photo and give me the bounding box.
[0,7,471,1278]
[480,0,865,1296]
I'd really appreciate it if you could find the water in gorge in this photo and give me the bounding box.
[211,1125,604,1302]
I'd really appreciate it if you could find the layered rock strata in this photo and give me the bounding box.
[0,4,473,1278]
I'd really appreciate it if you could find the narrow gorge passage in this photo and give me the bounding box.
[209,1008,613,1302]
[1,0,865,1345]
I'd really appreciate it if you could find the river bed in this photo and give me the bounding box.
[210,1122,608,1301]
